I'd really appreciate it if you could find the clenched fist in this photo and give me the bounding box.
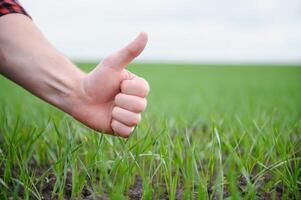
[71,33,149,137]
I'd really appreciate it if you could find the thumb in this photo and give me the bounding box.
[101,32,148,70]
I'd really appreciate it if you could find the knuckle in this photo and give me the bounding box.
[111,106,119,116]
[127,46,139,58]
[111,120,118,131]
[136,98,147,111]
[114,93,122,103]
[121,80,130,91]
[139,78,150,96]
[124,70,135,80]
[131,113,141,125]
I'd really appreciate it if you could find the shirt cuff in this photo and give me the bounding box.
[0,0,31,19]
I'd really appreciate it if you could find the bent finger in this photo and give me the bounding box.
[111,119,134,138]
[112,106,141,126]
[121,77,150,98]
[115,93,147,113]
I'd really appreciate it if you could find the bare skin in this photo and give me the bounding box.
[0,14,149,138]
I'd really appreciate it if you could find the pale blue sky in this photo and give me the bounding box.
[22,0,301,63]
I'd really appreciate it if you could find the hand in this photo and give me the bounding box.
[0,15,148,138]
[70,33,149,137]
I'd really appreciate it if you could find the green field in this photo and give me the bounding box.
[0,63,300,199]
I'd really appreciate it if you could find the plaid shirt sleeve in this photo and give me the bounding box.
[0,0,30,18]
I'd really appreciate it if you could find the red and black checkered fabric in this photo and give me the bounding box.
[0,0,30,18]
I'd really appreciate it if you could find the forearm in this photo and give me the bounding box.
[0,14,85,114]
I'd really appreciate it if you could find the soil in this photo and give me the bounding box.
[0,165,298,200]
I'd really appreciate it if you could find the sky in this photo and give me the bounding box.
[22,0,301,63]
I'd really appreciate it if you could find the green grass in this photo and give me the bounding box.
[0,63,300,199]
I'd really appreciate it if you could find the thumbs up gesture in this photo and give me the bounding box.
[0,15,148,138]
[71,33,149,137]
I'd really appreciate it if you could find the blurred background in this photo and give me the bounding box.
[1,2,301,199]
[22,0,301,63]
